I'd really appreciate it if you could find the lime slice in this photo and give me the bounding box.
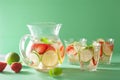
[28,52,40,66]
[42,50,58,67]
[80,49,93,62]
[103,44,112,56]
[57,50,62,64]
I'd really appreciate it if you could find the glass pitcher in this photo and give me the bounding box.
[19,22,65,72]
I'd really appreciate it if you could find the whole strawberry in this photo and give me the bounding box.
[11,62,22,73]
[0,62,7,72]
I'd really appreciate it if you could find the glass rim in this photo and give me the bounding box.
[27,22,62,27]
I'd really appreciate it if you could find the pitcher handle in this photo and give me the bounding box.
[19,34,31,65]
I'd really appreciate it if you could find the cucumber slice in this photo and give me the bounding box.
[28,52,40,66]
[42,50,58,67]
[80,49,93,62]
[103,43,112,56]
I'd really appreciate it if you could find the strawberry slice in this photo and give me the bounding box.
[0,62,7,72]
[46,45,56,51]
[66,45,77,55]
[92,57,97,66]
[99,41,104,57]
[31,43,49,55]
[103,42,114,56]
[105,42,114,51]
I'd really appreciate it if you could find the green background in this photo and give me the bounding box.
[0,1,120,56]
[0,0,120,80]
[0,0,120,55]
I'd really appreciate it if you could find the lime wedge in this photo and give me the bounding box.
[80,49,93,62]
[42,50,58,67]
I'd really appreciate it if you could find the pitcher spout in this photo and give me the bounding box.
[54,24,62,36]
[27,22,62,38]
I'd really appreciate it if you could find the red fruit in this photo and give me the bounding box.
[99,41,104,57]
[46,45,56,51]
[92,57,97,66]
[66,45,77,55]
[11,62,22,73]
[0,62,7,72]
[31,43,49,54]
[60,45,65,58]
[66,45,74,52]
[105,42,114,51]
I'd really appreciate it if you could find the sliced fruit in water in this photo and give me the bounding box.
[73,41,81,52]
[60,45,65,58]
[92,57,97,66]
[68,54,79,63]
[28,52,40,66]
[42,50,58,67]
[31,43,49,55]
[100,53,111,64]
[46,45,56,51]
[56,49,63,64]
[66,45,77,55]
[103,42,113,56]
[80,49,93,62]
[106,42,114,51]
[99,42,104,57]
[97,39,105,57]
[56,45,65,64]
